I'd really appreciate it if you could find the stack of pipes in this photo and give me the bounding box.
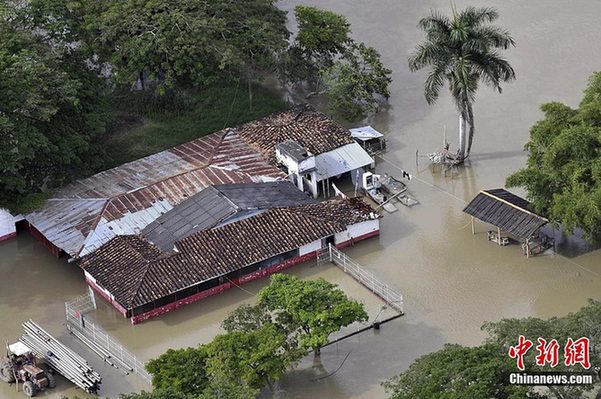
[19,320,102,394]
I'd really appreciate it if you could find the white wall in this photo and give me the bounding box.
[299,239,322,256]
[0,208,18,241]
[335,219,380,244]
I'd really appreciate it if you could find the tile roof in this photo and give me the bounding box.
[236,104,355,160]
[26,130,284,258]
[463,189,548,240]
[80,198,377,310]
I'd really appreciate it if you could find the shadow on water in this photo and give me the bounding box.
[260,319,446,399]
[542,225,601,259]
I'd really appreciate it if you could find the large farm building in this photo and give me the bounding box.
[0,105,381,322]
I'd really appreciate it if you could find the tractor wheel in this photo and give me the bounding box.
[22,380,36,397]
[46,372,56,388]
[0,362,15,383]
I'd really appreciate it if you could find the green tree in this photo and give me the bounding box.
[145,347,209,395]
[216,0,289,109]
[325,42,392,120]
[408,5,515,161]
[507,72,601,241]
[205,323,294,389]
[385,300,601,399]
[118,390,191,399]
[285,5,391,119]
[0,17,107,212]
[383,344,535,399]
[221,303,273,334]
[196,371,259,399]
[93,0,288,94]
[288,4,351,88]
[259,274,368,353]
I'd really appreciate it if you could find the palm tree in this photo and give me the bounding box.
[408,5,516,162]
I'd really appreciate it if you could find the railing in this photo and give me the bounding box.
[65,290,152,385]
[318,244,404,314]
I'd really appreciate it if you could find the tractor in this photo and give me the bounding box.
[0,342,55,397]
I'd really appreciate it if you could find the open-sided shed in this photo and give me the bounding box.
[463,189,551,257]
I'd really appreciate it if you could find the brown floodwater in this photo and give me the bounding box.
[2,1,601,398]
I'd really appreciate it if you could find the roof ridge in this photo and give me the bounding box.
[124,238,163,308]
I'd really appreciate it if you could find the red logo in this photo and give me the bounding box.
[535,338,559,367]
[564,337,591,369]
[508,336,591,370]
[508,335,533,371]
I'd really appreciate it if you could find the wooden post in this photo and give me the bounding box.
[497,227,501,246]
[471,216,475,235]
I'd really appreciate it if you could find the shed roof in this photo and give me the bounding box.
[349,126,384,141]
[142,181,316,251]
[26,129,284,258]
[237,104,355,159]
[463,189,548,240]
[315,142,374,181]
[80,198,376,310]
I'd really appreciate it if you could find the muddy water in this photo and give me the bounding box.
[2,1,601,398]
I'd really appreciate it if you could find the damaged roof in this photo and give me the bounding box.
[237,104,355,160]
[142,181,316,251]
[26,129,284,258]
[80,198,377,310]
[463,189,548,240]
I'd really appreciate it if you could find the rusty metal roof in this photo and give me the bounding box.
[27,130,284,258]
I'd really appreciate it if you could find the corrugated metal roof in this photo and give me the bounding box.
[143,181,316,251]
[349,126,384,141]
[27,130,284,258]
[215,181,316,209]
[315,142,374,181]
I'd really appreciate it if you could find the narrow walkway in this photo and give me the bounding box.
[318,244,404,314]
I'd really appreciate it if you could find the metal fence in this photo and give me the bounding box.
[318,244,404,314]
[65,290,152,385]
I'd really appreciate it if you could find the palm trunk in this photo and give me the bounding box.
[466,103,475,157]
[246,66,253,111]
[457,112,467,162]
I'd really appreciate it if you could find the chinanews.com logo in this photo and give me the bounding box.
[507,335,596,386]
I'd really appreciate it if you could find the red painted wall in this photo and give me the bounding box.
[89,229,380,325]
[86,276,128,317]
[26,222,61,258]
[0,232,17,242]
[130,251,319,324]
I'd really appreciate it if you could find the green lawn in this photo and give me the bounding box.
[102,83,287,168]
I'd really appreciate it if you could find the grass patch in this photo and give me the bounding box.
[102,82,287,168]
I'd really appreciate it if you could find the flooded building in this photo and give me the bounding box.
[79,187,380,324]
[10,104,374,259]
[19,130,285,259]
[239,104,375,197]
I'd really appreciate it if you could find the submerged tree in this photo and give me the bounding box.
[285,5,392,120]
[408,5,515,162]
[384,300,601,399]
[507,72,601,241]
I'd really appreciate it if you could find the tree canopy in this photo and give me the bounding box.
[286,5,392,120]
[507,72,601,241]
[259,274,368,352]
[0,10,107,212]
[0,1,391,211]
[146,274,367,397]
[408,5,515,161]
[385,300,601,399]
